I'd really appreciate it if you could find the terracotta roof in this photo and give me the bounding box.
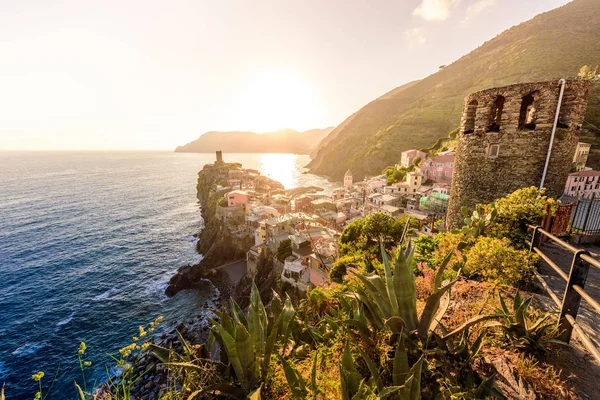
[431,154,455,163]
[569,170,600,176]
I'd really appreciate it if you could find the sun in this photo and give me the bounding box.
[233,68,323,132]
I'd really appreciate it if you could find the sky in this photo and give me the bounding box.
[0,0,573,150]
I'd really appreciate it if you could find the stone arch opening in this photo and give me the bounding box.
[487,96,504,132]
[518,92,538,130]
[463,99,478,134]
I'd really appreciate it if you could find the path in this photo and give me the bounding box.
[535,242,600,399]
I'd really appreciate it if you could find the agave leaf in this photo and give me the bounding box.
[360,348,383,393]
[74,382,86,400]
[418,277,457,339]
[392,343,410,387]
[211,322,245,388]
[230,298,248,327]
[279,355,307,398]
[513,292,522,313]
[149,343,177,364]
[341,343,362,397]
[378,386,404,399]
[0,383,4,400]
[310,352,319,393]
[408,356,423,400]
[469,330,486,360]
[475,373,506,399]
[433,250,454,292]
[176,329,194,358]
[381,243,400,317]
[515,297,533,329]
[442,315,502,341]
[397,375,415,399]
[498,293,510,315]
[248,385,262,400]
[385,316,406,333]
[261,322,279,379]
[354,273,393,318]
[393,245,418,331]
[235,321,256,382]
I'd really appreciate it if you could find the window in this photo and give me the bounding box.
[518,92,539,130]
[487,96,505,132]
[444,171,449,177]
[463,99,478,134]
[432,171,436,176]
[572,186,576,191]
[488,144,500,158]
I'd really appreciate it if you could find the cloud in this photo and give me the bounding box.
[404,28,427,48]
[463,0,497,22]
[413,0,460,21]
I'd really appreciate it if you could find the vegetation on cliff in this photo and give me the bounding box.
[308,0,600,180]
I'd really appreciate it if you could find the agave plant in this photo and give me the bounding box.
[340,342,423,400]
[279,352,320,399]
[350,239,492,342]
[490,292,566,354]
[199,282,295,397]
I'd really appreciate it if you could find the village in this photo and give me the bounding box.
[208,134,593,295]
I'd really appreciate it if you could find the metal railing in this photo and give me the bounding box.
[528,225,600,363]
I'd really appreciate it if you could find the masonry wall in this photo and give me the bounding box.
[446,79,591,229]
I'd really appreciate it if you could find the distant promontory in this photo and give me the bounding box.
[174,127,334,154]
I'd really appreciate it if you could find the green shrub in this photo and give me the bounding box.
[464,237,535,286]
[276,239,292,262]
[329,261,347,284]
[483,187,555,248]
[217,197,228,207]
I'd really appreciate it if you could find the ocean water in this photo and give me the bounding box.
[0,151,335,399]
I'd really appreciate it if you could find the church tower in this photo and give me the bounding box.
[344,170,353,188]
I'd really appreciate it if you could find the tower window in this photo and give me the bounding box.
[487,96,505,132]
[488,144,500,158]
[519,92,538,130]
[464,99,478,134]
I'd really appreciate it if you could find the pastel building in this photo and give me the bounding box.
[573,142,591,172]
[227,190,250,207]
[400,149,427,168]
[344,170,353,188]
[564,170,600,197]
[419,153,455,184]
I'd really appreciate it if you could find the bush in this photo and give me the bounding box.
[464,236,535,286]
[483,187,555,248]
[329,262,347,284]
[218,197,228,207]
[276,239,292,262]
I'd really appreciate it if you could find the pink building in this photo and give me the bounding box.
[564,170,600,197]
[400,149,427,168]
[419,153,455,184]
[227,190,250,207]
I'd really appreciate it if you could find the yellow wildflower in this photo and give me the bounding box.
[84,361,92,367]
[138,326,147,338]
[31,371,44,381]
[141,342,150,350]
[132,336,139,342]
[123,363,132,372]
[34,392,41,400]
[119,343,136,358]
[78,342,86,355]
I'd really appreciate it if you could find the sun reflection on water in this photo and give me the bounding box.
[258,153,299,189]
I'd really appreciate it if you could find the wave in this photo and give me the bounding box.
[56,312,75,327]
[11,342,46,356]
[91,287,119,301]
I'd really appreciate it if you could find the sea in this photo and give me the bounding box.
[0,151,337,399]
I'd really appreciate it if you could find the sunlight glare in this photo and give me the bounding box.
[258,153,298,189]
[233,68,323,132]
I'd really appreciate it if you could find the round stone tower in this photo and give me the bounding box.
[446,79,592,229]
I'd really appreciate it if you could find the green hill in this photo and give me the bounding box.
[308,0,600,180]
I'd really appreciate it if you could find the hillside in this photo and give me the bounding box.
[308,0,600,180]
[175,127,334,154]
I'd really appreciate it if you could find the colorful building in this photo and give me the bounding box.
[564,170,600,197]
[573,142,591,172]
[400,149,427,168]
[419,153,455,184]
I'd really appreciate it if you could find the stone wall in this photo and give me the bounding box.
[447,79,591,228]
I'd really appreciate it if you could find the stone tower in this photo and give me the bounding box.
[446,79,591,229]
[344,170,353,188]
[216,150,223,164]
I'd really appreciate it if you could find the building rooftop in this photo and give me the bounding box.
[569,170,600,177]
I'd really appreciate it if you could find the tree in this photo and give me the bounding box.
[276,239,293,262]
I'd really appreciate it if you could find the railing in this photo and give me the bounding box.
[528,225,600,363]
[563,193,600,236]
